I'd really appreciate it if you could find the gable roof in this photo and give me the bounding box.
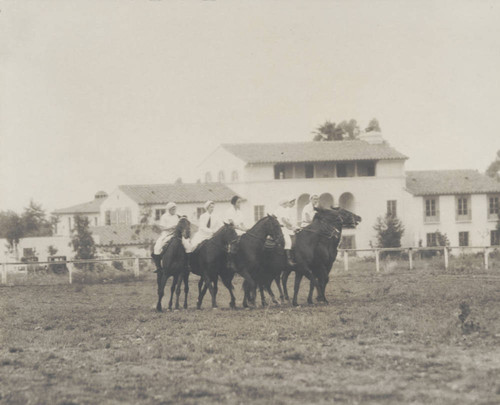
[53,198,106,215]
[91,224,159,246]
[221,141,408,164]
[118,182,237,205]
[406,170,500,196]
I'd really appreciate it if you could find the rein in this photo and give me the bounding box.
[302,218,341,240]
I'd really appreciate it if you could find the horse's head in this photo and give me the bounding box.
[176,217,191,239]
[331,207,362,228]
[265,214,285,247]
[221,223,238,244]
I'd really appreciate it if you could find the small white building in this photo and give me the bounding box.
[53,191,108,236]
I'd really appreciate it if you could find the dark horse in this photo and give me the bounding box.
[189,223,238,309]
[156,217,191,312]
[283,207,361,306]
[236,215,284,307]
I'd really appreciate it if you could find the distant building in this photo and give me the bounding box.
[53,191,108,236]
[197,134,500,249]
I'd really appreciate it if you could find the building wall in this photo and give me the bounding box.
[197,146,247,184]
[409,194,499,247]
[55,213,100,236]
[0,236,73,263]
[99,189,141,225]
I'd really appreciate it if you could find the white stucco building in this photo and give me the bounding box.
[197,134,500,249]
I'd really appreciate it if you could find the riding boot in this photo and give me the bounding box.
[151,253,162,273]
[285,250,296,267]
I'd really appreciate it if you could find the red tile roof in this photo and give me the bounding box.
[53,198,106,214]
[406,170,500,196]
[91,224,159,246]
[118,182,237,205]
[221,141,408,164]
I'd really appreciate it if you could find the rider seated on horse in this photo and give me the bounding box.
[189,200,223,252]
[151,202,181,273]
[300,193,319,228]
[223,195,248,271]
[275,197,298,266]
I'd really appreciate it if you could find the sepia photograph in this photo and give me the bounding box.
[1,1,500,403]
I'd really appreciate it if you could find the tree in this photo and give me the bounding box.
[338,119,360,140]
[373,213,405,249]
[0,211,24,254]
[485,150,500,182]
[312,121,345,141]
[21,200,53,237]
[47,245,58,256]
[365,118,381,132]
[71,215,96,268]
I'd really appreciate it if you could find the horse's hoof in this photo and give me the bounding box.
[184,305,188,309]
[212,307,218,310]
[292,302,299,307]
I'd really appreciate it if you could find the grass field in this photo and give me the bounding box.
[1,264,500,404]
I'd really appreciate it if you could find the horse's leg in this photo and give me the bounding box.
[156,272,168,312]
[197,279,209,309]
[211,277,219,309]
[274,275,285,303]
[307,279,315,305]
[168,274,179,311]
[292,272,304,307]
[242,279,249,308]
[183,270,190,309]
[174,272,183,310]
[220,274,237,309]
[259,284,267,307]
[265,283,279,305]
[282,268,292,302]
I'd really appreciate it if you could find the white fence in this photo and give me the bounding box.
[1,246,499,286]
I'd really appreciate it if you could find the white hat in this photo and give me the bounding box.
[310,193,319,200]
[278,198,288,206]
[204,200,214,210]
[166,202,177,211]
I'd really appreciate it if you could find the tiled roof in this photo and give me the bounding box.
[53,198,106,214]
[119,182,237,205]
[221,141,408,164]
[91,224,160,246]
[406,170,500,196]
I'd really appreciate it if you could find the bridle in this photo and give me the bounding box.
[303,218,341,240]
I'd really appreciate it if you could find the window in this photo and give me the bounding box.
[155,209,166,221]
[424,197,439,222]
[218,170,225,182]
[205,172,212,183]
[274,164,285,179]
[105,210,111,225]
[491,230,500,246]
[357,161,376,177]
[426,233,437,247]
[387,200,397,217]
[456,196,471,221]
[94,217,98,226]
[231,170,239,182]
[336,163,355,178]
[340,235,356,249]
[254,205,265,222]
[459,232,469,247]
[489,195,499,219]
[305,164,314,178]
[197,207,205,219]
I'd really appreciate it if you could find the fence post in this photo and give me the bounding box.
[375,249,380,273]
[343,250,349,272]
[408,248,413,270]
[444,247,449,270]
[134,257,140,277]
[68,262,73,284]
[2,262,7,285]
[484,248,489,270]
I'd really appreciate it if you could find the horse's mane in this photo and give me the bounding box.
[249,214,276,231]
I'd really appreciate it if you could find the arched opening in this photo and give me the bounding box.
[339,192,355,211]
[296,193,310,223]
[318,193,334,209]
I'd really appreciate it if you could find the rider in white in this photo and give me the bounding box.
[275,198,298,266]
[301,194,319,227]
[151,202,180,272]
[190,200,222,250]
[223,195,248,235]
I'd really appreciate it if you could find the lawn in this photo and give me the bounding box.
[1,266,500,404]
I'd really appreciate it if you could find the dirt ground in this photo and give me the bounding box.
[1,268,500,404]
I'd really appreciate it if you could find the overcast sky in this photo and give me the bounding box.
[1,0,499,213]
